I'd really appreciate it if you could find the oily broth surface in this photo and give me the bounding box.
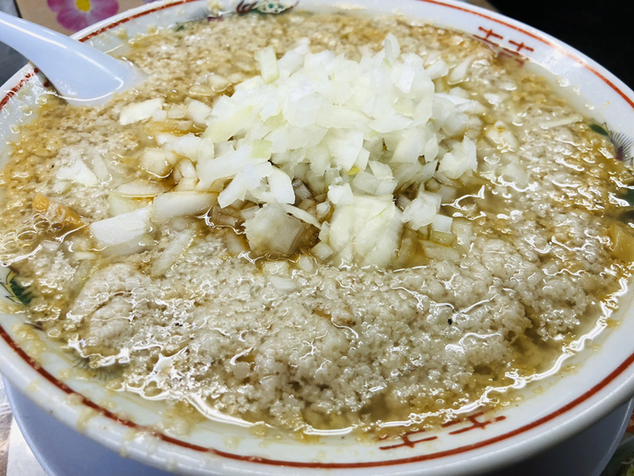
[0,11,633,435]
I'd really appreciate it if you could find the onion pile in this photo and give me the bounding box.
[82,34,487,268]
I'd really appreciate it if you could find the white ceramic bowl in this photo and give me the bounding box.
[2,1,634,475]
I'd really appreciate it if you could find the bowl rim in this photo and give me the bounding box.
[2,0,634,474]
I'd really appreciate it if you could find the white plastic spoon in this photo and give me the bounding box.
[0,11,140,106]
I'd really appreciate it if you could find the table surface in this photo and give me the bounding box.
[0,379,46,476]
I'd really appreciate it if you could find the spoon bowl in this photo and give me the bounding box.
[0,11,139,106]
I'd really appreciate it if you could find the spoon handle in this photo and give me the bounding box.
[0,11,138,105]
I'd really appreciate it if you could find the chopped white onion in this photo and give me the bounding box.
[326,194,402,267]
[106,34,489,266]
[431,214,453,233]
[296,254,316,273]
[108,193,136,216]
[116,180,166,198]
[90,153,111,183]
[540,114,583,129]
[278,39,310,77]
[244,204,306,256]
[402,192,441,230]
[262,260,291,277]
[315,201,331,220]
[267,168,295,204]
[187,99,213,124]
[208,74,231,92]
[173,177,198,192]
[163,134,204,162]
[327,183,354,206]
[438,136,477,179]
[326,129,364,172]
[90,206,152,247]
[151,228,196,276]
[255,46,280,84]
[421,240,460,260]
[267,276,299,291]
[280,203,321,229]
[448,58,473,84]
[73,251,98,261]
[176,159,198,180]
[56,159,98,187]
[119,98,164,125]
[368,161,393,181]
[152,192,215,223]
[311,242,334,261]
[167,105,187,119]
[392,128,426,163]
[140,148,173,177]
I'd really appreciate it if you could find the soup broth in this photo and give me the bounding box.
[1,9,633,435]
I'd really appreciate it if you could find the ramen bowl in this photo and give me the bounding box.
[1,1,634,475]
